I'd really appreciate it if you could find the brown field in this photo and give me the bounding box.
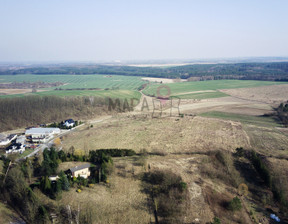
[63,115,251,154]
[57,153,272,223]
[221,84,288,105]
[0,88,47,95]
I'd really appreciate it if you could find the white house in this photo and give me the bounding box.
[49,175,59,182]
[25,128,60,143]
[68,164,91,179]
[64,119,75,128]
[6,143,25,154]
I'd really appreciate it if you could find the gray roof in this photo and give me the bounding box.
[69,163,90,172]
[25,128,60,135]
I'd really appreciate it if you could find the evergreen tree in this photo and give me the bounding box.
[59,171,70,191]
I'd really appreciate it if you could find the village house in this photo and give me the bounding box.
[64,119,75,128]
[6,143,25,154]
[68,164,91,179]
[25,128,60,143]
[48,175,59,182]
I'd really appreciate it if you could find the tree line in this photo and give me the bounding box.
[0,95,108,132]
[1,62,288,81]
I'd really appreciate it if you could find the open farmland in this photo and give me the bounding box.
[0,74,146,90]
[142,80,288,97]
[0,74,146,99]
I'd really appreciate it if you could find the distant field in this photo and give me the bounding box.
[143,80,288,97]
[172,91,228,99]
[0,74,146,90]
[0,74,146,99]
[200,111,281,127]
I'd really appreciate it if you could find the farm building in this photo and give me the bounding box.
[64,119,75,128]
[6,143,25,154]
[25,128,60,143]
[68,163,91,179]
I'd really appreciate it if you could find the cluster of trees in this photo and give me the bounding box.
[39,171,70,199]
[1,62,288,81]
[276,101,288,126]
[0,148,137,223]
[0,95,108,132]
[0,161,93,223]
[142,170,188,223]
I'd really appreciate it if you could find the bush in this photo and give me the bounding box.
[228,197,242,211]
[76,189,81,193]
[212,217,221,224]
[250,151,271,187]
[142,170,188,221]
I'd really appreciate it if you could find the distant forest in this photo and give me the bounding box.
[1,62,288,81]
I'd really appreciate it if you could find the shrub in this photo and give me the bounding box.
[76,189,81,193]
[142,170,188,221]
[228,197,242,211]
[212,217,221,224]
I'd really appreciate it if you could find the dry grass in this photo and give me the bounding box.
[60,157,151,224]
[0,202,20,224]
[221,84,288,105]
[244,124,288,156]
[62,115,251,154]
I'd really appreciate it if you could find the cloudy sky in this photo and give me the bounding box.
[0,0,287,62]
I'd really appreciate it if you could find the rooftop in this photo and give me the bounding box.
[65,119,75,124]
[25,128,60,135]
[69,163,90,172]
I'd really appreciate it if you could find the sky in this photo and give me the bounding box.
[0,0,288,62]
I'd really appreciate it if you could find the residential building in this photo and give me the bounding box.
[68,164,91,178]
[64,119,75,128]
[6,143,25,154]
[25,128,60,143]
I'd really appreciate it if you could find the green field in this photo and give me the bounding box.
[1,76,287,100]
[0,74,146,99]
[0,74,146,90]
[200,111,281,127]
[143,80,287,97]
[1,89,141,100]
